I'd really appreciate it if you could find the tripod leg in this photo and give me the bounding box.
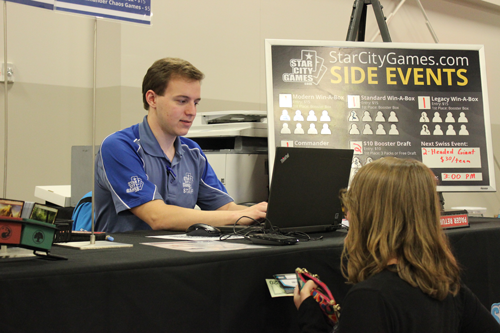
[346,0,366,41]
[357,4,368,41]
[371,0,392,42]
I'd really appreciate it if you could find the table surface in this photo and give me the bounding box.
[1,218,499,333]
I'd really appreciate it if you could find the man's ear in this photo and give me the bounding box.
[145,90,156,109]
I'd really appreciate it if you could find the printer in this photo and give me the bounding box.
[186,110,269,204]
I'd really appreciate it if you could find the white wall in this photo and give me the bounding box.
[0,3,95,203]
[1,0,499,215]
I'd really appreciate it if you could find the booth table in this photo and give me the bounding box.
[1,218,499,333]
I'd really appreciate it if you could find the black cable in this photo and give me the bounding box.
[219,216,266,241]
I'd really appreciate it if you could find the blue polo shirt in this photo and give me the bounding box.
[94,116,233,233]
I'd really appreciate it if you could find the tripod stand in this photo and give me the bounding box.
[346,0,392,42]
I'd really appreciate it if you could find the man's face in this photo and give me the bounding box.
[149,77,201,138]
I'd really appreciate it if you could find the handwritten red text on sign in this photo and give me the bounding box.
[421,147,480,168]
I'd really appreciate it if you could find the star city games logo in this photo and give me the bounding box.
[183,173,194,194]
[282,50,327,85]
[127,176,144,193]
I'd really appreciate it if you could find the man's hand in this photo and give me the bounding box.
[218,201,268,225]
[237,202,268,225]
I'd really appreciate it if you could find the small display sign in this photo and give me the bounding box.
[440,210,469,229]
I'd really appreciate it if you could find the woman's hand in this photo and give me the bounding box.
[293,280,318,309]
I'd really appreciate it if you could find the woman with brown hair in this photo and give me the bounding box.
[294,157,500,333]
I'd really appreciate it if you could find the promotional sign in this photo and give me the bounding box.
[55,0,151,24]
[265,40,495,192]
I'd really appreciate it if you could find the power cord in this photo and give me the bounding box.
[218,216,342,242]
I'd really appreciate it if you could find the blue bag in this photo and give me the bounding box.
[71,191,93,231]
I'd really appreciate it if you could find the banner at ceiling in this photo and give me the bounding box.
[5,0,54,10]
[4,0,152,24]
[55,0,151,24]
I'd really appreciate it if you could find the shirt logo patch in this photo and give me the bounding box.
[126,176,144,193]
[183,173,194,194]
[492,303,500,324]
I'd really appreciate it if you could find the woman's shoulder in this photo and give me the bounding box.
[345,268,423,308]
[351,268,402,292]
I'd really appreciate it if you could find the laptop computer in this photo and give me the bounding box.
[219,147,353,234]
[265,147,353,233]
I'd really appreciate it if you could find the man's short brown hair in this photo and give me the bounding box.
[142,57,204,110]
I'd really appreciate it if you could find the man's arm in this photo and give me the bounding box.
[216,201,257,211]
[130,200,267,231]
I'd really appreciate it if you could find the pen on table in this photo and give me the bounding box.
[106,235,114,242]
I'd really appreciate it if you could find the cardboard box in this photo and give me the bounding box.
[34,185,71,207]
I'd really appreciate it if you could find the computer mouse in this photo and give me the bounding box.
[185,223,221,237]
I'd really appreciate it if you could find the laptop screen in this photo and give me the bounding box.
[266,147,354,233]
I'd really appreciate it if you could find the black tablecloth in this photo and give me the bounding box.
[1,218,499,333]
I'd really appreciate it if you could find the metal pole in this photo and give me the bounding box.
[1,0,8,254]
[3,1,8,198]
[415,0,439,43]
[90,17,97,245]
[370,0,439,43]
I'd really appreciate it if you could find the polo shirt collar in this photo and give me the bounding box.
[138,115,184,163]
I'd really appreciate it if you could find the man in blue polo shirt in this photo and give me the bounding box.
[94,58,268,233]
